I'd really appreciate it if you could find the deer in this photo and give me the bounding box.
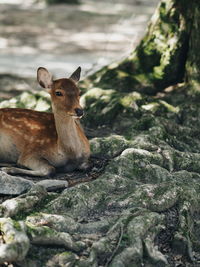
[0,67,90,177]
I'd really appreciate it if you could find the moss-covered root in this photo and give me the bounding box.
[78,212,166,267]
[0,185,47,218]
[78,220,124,266]
[90,135,129,158]
[109,212,166,267]
[26,213,79,234]
[0,218,30,264]
[26,212,116,237]
[46,251,78,267]
[172,188,200,261]
[26,222,85,252]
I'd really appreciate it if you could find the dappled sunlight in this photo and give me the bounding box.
[0,37,8,49]
[0,0,24,3]
[79,2,145,16]
[0,0,42,7]
[0,0,159,79]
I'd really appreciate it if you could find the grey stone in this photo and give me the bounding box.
[36,179,69,191]
[0,171,34,195]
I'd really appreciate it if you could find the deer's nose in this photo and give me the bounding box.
[75,108,84,117]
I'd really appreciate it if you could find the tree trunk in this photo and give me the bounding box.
[46,0,80,5]
[186,0,200,90]
[84,0,200,94]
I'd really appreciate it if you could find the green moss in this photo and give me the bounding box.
[117,70,129,78]
[0,205,5,217]
[133,115,155,131]
[26,223,55,237]
[0,90,51,111]
[90,135,129,158]
[81,87,122,126]
[141,102,160,112]
[87,0,189,94]
[120,92,142,108]
[6,233,15,243]
[12,220,22,232]
[14,193,58,221]
[159,2,168,21]
[26,245,66,267]
[153,65,165,80]
[159,100,180,113]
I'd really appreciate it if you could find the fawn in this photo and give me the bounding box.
[0,67,90,177]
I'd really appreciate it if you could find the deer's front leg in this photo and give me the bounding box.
[60,157,89,173]
[2,156,55,177]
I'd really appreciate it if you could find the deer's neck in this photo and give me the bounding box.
[53,112,82,156]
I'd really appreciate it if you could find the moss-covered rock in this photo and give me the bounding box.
[0,91,51,112]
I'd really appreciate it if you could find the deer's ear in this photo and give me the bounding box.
[69,66,81,83]
[37,67,53,90]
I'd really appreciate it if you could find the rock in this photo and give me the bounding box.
[0,171,34,195]
[36,179,69,191]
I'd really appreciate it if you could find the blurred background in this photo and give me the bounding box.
[0,0,159,99]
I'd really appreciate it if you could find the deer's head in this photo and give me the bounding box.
[37,67,83,118]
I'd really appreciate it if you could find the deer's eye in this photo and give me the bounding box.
[55,91,63,96]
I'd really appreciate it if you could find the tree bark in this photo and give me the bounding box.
[46,0,80,5]
[185,0,200,91]
[84,0,200,94]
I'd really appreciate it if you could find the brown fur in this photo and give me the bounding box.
[0,67,90,177]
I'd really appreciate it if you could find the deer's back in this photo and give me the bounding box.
[0,108,56,133]
[0,108,57,157]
